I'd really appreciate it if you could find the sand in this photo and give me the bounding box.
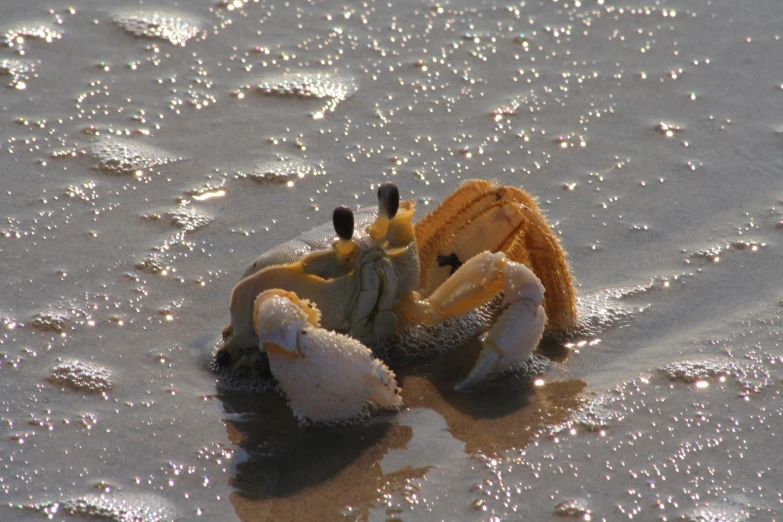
[1,0,782,520]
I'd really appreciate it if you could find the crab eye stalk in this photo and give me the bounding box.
[378,182,399,219]
[332,205,354,240]
[368,182,401,242]
[333,205,357,258]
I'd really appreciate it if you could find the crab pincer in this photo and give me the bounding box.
[399,250,547,390]
[254,289,403,424]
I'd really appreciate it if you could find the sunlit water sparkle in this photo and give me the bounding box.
[1,0,782,520]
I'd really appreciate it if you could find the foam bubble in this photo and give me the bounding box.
[0,58,34,89]
[570,400,624,432]
[91,136,183,175]
[681,503,751,522]
[64,180,99,202]
[553,498,592,518]
[49,360,112,393]
[2,24,62,53]
[30,311,69,333]
[28,302,93,333]
[687,240,765,264]
[256,72,356,118]
[113,10,200,46]
[135,255,170,275]
[655,121,683,137]
[566,282,655,339]
[185,181,226,200]
[166,202,212,233]
[24,493,177,522]
[246,157,325,185]
[657,357,772,399]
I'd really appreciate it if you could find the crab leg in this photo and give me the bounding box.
[414,179,576,333]
[254,289,403,424]
[399,250,547,390]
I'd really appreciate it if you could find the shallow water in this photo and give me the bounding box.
[1,0,782,520]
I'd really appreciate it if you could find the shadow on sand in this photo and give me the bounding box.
[218,386,420,521]
[216,335,585,521]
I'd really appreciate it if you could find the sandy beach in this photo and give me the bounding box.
[1,0,782,520]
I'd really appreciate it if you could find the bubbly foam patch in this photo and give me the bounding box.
[569,282,655,338]
[0,58,34,89]
[48,360,113,393]
[24,493,177,522]
[256,72,356,118]
[166,202,212,233]
[28,302,93,334]
[2,24,62,53]
[246,157,325,185]
[113,10,200,46]
[30,310,69,333]
[91,136,183,175]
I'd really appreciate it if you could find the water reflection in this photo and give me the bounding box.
[394,338,585,455]
[218,388,420,521]
[217,337,585,521]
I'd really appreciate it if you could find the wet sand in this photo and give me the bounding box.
[1,0,782,520]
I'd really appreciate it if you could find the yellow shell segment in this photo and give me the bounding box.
[413,180,576,333]
[414,179,494,251]
[420,199,525,295]
[229,252,357,348]
[499,186,575,333]
[386,200,416,247]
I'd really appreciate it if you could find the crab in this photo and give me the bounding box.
[216,179,576,424]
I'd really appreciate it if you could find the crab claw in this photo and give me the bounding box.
[399,250,547,391]
[454,255,547,391]
[254,289,403,424]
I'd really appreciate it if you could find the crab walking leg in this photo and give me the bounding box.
[399,251,547,390]
[254,290,402,424]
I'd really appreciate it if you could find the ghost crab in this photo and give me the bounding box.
[216,179,576,424]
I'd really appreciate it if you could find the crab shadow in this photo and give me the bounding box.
[393,339,536,416]
[390,333,567,413]
[216,386,424,522]
[384,336,586,455]
[212,333,584,519]
[218,388,402,499]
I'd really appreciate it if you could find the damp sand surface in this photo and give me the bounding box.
[1,0,782,520]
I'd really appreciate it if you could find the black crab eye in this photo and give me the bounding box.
[332,205,354,240]
[377,182,399,219]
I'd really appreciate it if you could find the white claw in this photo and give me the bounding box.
[454,342,502,391]
[254,291,402,424]
[455,260,547,391]
[254,292,309,351]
